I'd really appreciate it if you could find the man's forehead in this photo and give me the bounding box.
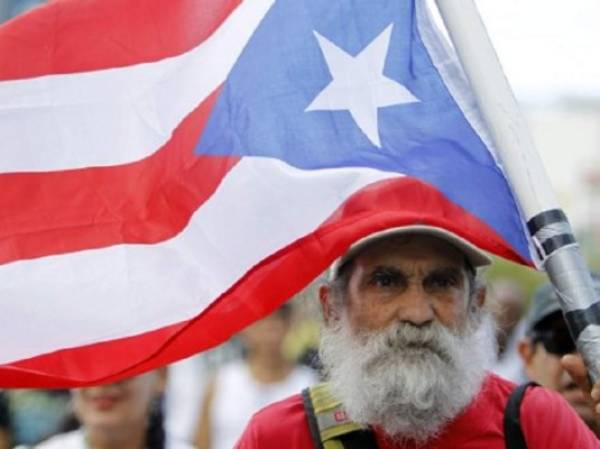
[351,234,467,267]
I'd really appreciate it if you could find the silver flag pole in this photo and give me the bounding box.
[433,0,600,382]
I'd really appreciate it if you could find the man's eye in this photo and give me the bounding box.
[425,274,458,290]
[368,270,402,288]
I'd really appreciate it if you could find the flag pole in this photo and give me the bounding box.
[433,0,600,382]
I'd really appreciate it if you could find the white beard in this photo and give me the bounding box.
[319,312,496,443]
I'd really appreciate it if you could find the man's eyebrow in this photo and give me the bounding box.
[370,265,404,274]
[367,265,462,275]
[426,266,463,277]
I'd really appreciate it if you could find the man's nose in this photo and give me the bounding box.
[395,284,434,326]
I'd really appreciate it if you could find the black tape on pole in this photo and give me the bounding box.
[540,234,576,255]
[564,302,600,342]
[527,209,567,235]
[527,209,576,259]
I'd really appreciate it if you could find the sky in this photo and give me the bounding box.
[473,0,600,100]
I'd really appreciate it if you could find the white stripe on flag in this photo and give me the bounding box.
[0,0,274,173]
[0,158,400,363]
[415,0,498,160]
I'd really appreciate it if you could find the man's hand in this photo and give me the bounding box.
[562,354,600,414]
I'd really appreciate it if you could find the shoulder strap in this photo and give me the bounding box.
[503,381,538,449]
[302,387,324,449]
[337,431,379,449]
[302,383,379,449]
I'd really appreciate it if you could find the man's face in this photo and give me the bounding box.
[338,234,474,334]
[527,342,592,418]
[319,234,493,442]
[239,312,290,357]
[520,315,595,427]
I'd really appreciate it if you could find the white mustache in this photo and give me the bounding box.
[362,322,456,368]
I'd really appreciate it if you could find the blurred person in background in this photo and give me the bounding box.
[489,278,528,383]
[518,275,600,436]
[280,284,324,373]
[164,341,242,445]
[195,304,318,449]
[4,390,71,447]
[0,0,45,24]
[19,369,193,449]
[0,392,9,449]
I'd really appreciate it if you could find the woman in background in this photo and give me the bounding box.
[196,304,318,449]
[23,369,192,449]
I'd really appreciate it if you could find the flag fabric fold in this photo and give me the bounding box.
[0,0,534,387]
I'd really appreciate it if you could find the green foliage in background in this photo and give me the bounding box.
[486,256,546,307]
[486,228,599,308]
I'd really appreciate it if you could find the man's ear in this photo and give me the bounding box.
[517,337,541,380]
[474,284,486,308]
[518,337,534,365]
[319,284,339,324]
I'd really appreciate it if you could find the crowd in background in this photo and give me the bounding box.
[0,293,322,449]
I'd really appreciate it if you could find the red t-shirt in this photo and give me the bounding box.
[235,373,599,449]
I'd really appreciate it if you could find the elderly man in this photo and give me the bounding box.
[235,227,600,448]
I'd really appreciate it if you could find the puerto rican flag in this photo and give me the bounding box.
[0,0,534,387]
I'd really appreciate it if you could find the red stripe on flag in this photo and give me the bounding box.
[0,0,242,81]
[0,87,238,265]
[0,176,530,387]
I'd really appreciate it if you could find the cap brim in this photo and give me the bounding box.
[329,225,491,279]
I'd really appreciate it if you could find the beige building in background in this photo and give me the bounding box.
[523,98,600,260]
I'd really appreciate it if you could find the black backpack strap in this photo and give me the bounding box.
[337,430,379,449]
[302,387,325,449]
[504,381,538,449]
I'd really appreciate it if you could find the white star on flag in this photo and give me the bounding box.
[306,24,420,148]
